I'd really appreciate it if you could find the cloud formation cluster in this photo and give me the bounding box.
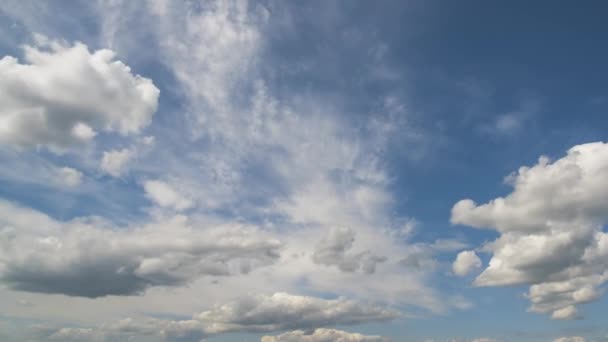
[0,37,159,152]
[452,142,608,319]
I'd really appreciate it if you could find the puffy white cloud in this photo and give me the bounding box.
[100,148,132,177]
[144,180,193,211]
[451,142,608,318]
[526,273,606,319]
[261,328,389,342]
[0,37,159,152]
[196,292,399,334]
[550,305,578,320]
[312,227,387,274]
[553,337,586,342]
[0,199,281,297]
[100,136,155,177]
[452,250,482,277]
[56,166,83,187]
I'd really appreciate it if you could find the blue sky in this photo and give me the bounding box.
[0,1,607,342]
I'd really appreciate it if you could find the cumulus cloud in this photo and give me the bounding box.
[0,200,281,297]
[452,250,482,277]
[100,136,155,177]
[451,142,608,318]
[100,148,132,177]
[196,292,399,334]
[550,305,578,320]
[553,337,586,342]
[56,166,83,187]
[312,227,387,274]
[0,37,159,152]
[261,328,389,342]
[144,180,194,211]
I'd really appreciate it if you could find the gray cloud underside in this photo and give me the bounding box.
[0,200,281,297]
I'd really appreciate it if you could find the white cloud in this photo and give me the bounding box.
[100,148,132,177]
[312,227,387,274]
[0,199,281,297]
[452,250,482,277]
[196,292,399,334]
[550,305,578,320]
[144,180,193,211]
[553,337,586,342]
[56,167,83,187]
[452,142,608,318]
[100,136,155,177]
[0,37,159,152]
[261,328,389,342]
[152,0,267,138]
[41,317,205,342]
[526,273,606,319]
[33,293,396,341]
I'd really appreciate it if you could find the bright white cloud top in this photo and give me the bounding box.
[452,142,608,319]
[0,37,159,152]
[452,250,482,277]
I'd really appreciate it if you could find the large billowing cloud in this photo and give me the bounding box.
[0,200,281,297]
[261,328,389,342]
[452,142,608,319]
[0,36,159,152]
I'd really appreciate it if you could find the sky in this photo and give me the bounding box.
[0,1,607,341]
